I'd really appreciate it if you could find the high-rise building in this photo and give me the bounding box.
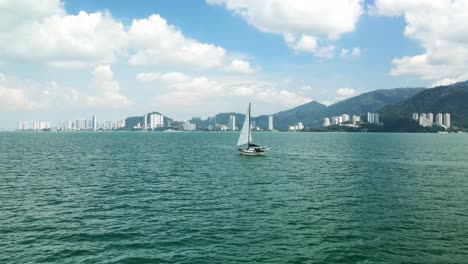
[268,115,274,131]
[228,115,236,131]
[420,113,427,119]
[436,113,443,125]
[297,122,304,130]
[183,120,196,131]
[92,115,97,131]
[367,113,380,124]
[150,113,164,129]
[144,113,148,130]
[352,115,361,124]
[427,113,434,123]
[323,118,330,127]
[342,114,350,122]
[412,113,419,121]
[332,117,339,125]
[419,116,432,127]
[443,113,451,128]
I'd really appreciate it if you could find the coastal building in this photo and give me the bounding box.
[92,115,97,131]
[412,113,419,121]
[443,113,451,128]
[17,120,29,130]
[323,118,330,127]
[228,115,236,131]
[149,113,164,129]
[436,113,443,125]
[268,115,274,131]
[367,113,380,124]
[427,113,434,123]
[421,113,427,119]
[352,115,361,125]
[419,116,432,127]
[183,120,196,131]
[342,114,350,122]
[332,117,340,125]
[144,113,148,131]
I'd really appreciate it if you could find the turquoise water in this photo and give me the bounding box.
[1,132,467,263]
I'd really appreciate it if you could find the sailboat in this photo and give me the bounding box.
[237,103,268,156]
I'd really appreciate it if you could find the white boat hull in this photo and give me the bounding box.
[238,147,267,156]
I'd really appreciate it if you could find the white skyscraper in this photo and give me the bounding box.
[92,115,97,131]
[443,113,451,128]
[412,113,419,121]
[427,113,434,123]
[229,115,236,131]
[436,113,443,124]
[342,114,350,122]
[352,115,361,124]
[268,115,274,131]
[144,113,148,131]
[183,120,196,131]
[421,113,427,119]
[323,118,330,127]
[150,113,164,129]
[367,113,380,124]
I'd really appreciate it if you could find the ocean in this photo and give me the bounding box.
[1,132,467,263]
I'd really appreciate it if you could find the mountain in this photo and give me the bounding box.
[254,101,327,130]
[378,81,468,130]
[325,88,426,117]
[214,112,245,129]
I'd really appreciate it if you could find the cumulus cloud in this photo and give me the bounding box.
[88,65,132,108]
[0,65,131,111]
[335,87,356,101]
[226,59,254,73]
[137,71,311,116]
[128,14,227,69]
[0,1,252,71]
[0,0,127,68]
[372,0,468,80]
[207,0,364,57]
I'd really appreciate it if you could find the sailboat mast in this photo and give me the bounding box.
[248,102,251,144]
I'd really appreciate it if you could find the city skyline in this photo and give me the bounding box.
[2,1,468,129]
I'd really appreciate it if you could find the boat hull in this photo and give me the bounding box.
[238,148,267,156]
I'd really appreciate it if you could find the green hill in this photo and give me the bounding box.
[378,81,468,130]
[255,101,327,130]
[326,88,425,117]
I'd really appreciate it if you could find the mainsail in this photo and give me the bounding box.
[237,104,252,146]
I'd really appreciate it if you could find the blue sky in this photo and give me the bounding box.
[1,0,467,128]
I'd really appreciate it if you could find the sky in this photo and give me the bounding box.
[1,0,468,129]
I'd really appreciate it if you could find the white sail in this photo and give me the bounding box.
[237,105,251,146]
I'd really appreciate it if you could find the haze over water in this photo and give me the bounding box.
[1,132,467,263]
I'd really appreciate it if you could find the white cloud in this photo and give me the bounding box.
[0,65,131,112]
[128,14,226,69]
[137,72,190,84]
[285,34,317,54]
[0,0,127,68]
[340,47,361,59]
[226,59,254,73]
[207,0,364,56]
[137,71,311,116]
[0,1,252,71]
[372,0,468,80]
[0,78,46,111]
[335,87,355,100]
[88,65,132,108]
[430,73,468,87]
